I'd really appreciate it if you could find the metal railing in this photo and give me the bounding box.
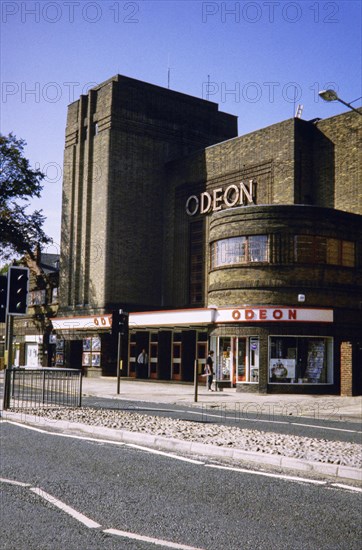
[2,367,82,410]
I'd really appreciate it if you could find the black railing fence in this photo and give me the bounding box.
[2,368,82,410]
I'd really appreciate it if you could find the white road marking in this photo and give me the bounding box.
[2,420,204,464]
[29,487,101,528]
[125,443,205,464]
[0,469,359,550]
[1,420,126,446]
[206,464,327,485]
[1,477,205,549]
[290,422,358,434]
[331,483,362,493]
[206,413,290,425]
[2,420,361,487]
[132,407,361,434]
[0,477,30,487]
[104,528,205,549]
[134,407,182,413]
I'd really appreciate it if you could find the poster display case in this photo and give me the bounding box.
[55,339,64,366]
[82,337,101,368]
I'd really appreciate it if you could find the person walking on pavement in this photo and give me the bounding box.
[205,350,215,391]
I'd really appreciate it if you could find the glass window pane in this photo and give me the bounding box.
[249,236,268,262]
[211,236,268,267]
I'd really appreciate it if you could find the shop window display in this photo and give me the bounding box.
[269,337,333,384]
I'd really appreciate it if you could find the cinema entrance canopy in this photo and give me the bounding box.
[52,306,343,394]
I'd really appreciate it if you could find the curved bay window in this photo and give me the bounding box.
[211,234,356,269]
[269,336,333,385]
[211,235,268,268]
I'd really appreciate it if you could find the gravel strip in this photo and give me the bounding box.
[12,407,362,468]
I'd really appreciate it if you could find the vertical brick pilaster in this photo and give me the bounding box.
[340,341,353,396]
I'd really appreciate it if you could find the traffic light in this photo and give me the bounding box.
[0,275,7,323]
[7,266,29,315]
[112,309,129,338]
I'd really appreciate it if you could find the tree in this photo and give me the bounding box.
[0,133,51,261]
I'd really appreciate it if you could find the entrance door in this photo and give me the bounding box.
[172,334,182,380]
[218,337,232,383]
[236,338,247,383]
[150,337,158,379]
[249,337,259,382]
[213,336,260,385]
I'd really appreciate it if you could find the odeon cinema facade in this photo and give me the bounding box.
[54,76,362,395]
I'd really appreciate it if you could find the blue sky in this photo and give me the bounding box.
[1,0,361,252]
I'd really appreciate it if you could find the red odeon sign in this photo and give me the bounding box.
[51,315,112,330]
[229,308,333,323]
[232,308,296,321]
[94,317,110,326]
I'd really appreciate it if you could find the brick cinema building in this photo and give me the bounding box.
[52,75,362,396]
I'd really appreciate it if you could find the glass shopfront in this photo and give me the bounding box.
[210,336,259,385]
[269,336,333,384]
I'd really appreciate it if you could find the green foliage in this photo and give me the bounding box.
[0,133,51,260]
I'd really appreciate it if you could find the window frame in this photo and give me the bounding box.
[268,335,334,385]
[211,235,269,269]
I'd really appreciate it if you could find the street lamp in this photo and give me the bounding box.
[319,89,362,115]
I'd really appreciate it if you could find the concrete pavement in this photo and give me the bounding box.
[82,376,362,422]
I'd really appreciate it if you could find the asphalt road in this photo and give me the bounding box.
[1,422,361,550]
[83,396,362,444]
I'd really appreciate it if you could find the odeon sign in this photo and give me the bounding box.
[232,308,298,321]
[225,307,333,323]
[185,180,255,216]
[52,315,112,330]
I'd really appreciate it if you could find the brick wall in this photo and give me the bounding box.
[59,75,237,314]
[313,109,362,215]
[340,341,353,396]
